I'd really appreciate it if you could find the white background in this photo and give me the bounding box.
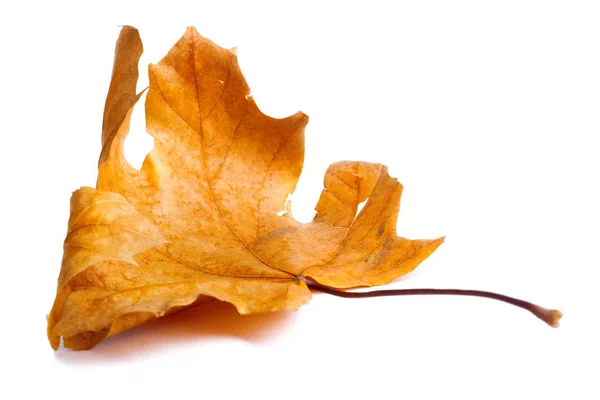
[1,1,599,399]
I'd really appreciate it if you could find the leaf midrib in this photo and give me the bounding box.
[148,39,297,280]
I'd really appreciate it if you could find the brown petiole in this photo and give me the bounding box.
[306,280,562,327]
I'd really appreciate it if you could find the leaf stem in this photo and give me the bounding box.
[306,281,562,327]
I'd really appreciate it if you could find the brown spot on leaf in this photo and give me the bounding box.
[377,222,385,238]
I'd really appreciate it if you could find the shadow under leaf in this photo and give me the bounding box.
[55,300,297,363]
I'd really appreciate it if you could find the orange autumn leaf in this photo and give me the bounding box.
[47,26,444,350]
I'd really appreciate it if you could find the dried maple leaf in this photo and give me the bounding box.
[48,26,561,351]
